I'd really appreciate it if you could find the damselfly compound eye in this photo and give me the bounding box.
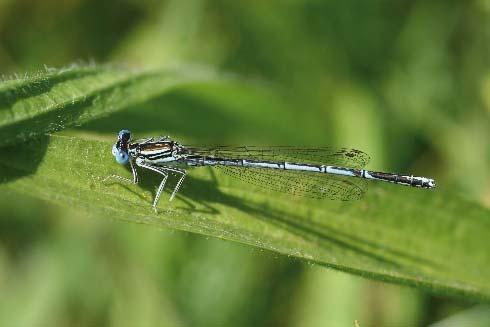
[115,150,129,165]
[118,129,131,142]
[112,144,118,156]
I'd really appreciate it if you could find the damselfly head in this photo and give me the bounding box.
[112,129,131,165]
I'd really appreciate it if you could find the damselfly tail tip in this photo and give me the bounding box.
[427,178,436,189]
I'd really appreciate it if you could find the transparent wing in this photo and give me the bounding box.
[217,165,367,200]
[185,145,370,169]
[183,145,369,200]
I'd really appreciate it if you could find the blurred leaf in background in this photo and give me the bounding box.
[1,0,490,326]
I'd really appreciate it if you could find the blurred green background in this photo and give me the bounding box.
[1,0,489,326]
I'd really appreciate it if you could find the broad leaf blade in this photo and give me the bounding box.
[0,64,222,146]
[1,135,489,301]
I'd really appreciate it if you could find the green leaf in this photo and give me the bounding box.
[1,135,489,302]
[0,64,222,146]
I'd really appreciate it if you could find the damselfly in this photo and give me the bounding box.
[107,130,436,211]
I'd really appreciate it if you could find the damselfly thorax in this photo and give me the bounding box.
[130,139,181,162]
[107,130,436,212]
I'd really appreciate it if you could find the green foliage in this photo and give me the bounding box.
[0,64,221,146]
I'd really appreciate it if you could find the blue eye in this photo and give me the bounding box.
[115,150,129,165]
[118,129,131,141]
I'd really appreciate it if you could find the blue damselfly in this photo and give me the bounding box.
[107,130,436,211]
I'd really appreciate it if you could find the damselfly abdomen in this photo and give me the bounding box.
[107,130,436,211]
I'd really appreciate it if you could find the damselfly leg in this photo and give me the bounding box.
[170,169,187,201]
[136,161,168,211]
[103,159,139,184]
[135,159,186,211]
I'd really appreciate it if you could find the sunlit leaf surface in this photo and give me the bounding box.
[0,64,222,146]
